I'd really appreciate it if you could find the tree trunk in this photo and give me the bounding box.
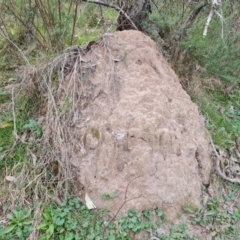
[117,0,151,31]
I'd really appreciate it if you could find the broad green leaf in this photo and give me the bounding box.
[6,214,14,220]
[55,218,64,226]
[23,220,33,225]
[3,224,15,234]
[82,221,89,228]
[23,120,38,130]
[13,209,21,217]
[47,224,54,236]
[205,210,218,216]
[37,128,43,138]
[43,211,51,220]
[65,232,74,240]
[24,209,32,219]
[37,222,48,230]
[16,227,24,239]
[59,212,66,218]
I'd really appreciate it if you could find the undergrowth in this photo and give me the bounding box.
[191,87,240,148]
[0,198,196,240]
[0,89,39,170]
[1,194,240,239]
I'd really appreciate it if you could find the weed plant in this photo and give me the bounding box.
[191,194,240,239]
[0,198,199,240]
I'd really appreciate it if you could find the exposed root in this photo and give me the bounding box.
[1,34,119,212]
[210,138,240,184]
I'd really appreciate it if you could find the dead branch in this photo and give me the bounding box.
[113,175,142,220]
[103,176,142,229]
[203,0,224,38]
[2,3,45,47]
[151,0,161,13]
[0,31,29,65]
[203,6,214,37]
[234,134,240,158]
[235,134,239,150]
[210,138,240,184]
[181,0,208,39]
[102,176,142,236]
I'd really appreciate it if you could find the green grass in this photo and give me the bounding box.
[0,89,40,170]
[192,87,240,147]
[0,92,10,104]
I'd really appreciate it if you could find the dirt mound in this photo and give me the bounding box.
[35,30,211,221]
[60,30,211,220]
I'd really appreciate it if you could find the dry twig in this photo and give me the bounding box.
[82,0,138,30]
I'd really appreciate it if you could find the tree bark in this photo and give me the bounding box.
[117,0,151,31]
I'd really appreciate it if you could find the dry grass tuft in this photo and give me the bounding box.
[1,37,116,211]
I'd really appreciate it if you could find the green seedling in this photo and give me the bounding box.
[0,208,33,240]
[23,119,43,138]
